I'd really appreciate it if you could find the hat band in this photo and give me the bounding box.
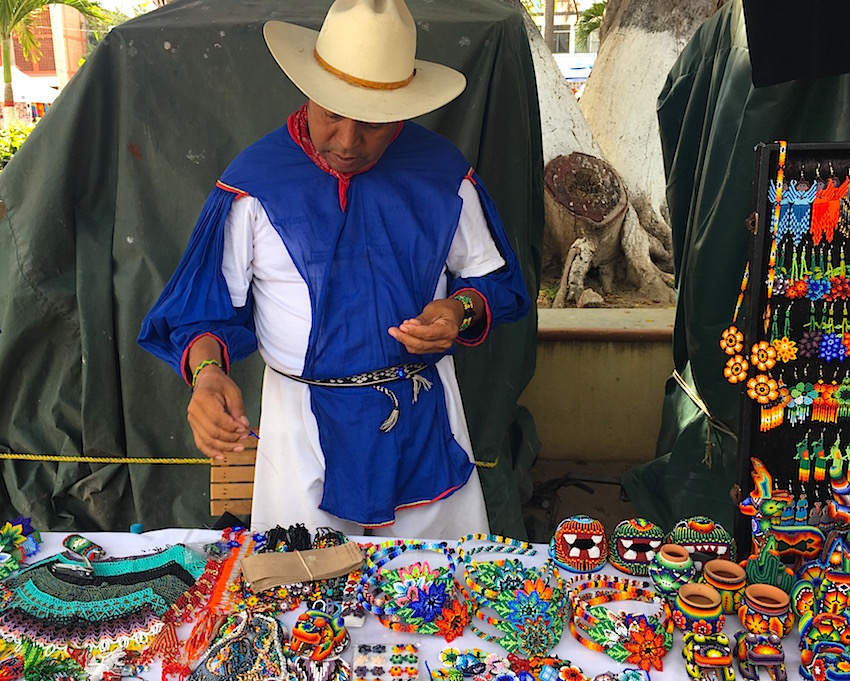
[314,49,415,90]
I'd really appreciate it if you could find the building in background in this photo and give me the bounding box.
[524,0,599,95]
[1,6,88,120]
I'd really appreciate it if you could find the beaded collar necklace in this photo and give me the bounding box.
[356,540,467,642]
[457,534,567,657]
[566,574,673,672]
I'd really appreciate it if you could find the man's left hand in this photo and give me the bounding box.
[388,299,464,354]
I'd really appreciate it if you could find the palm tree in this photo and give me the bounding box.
[575,1,606,51]
[0,0,105,123]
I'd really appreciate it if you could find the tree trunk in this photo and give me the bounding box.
[2,34,16,126]
[542,0,555,51]
[512,0,676,306]
[579,0,720,279]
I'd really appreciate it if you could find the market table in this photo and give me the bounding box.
[28,530,803,681]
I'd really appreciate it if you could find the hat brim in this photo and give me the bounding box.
[263,21,466,124]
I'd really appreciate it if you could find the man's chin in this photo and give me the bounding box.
[325,153,367,174]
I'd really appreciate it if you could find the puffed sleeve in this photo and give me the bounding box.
[447,174,531,346]
[137,185,259,383]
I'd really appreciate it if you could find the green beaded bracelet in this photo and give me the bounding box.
[452,294,474,332]
[191,358,224,388]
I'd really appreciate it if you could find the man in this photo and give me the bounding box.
[138,0,530,539]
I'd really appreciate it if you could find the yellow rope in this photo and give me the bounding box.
[474,458,499,468]
[0,452,211,465]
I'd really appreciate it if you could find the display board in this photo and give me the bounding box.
[731,141,850,553]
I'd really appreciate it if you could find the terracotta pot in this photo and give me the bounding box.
[649,544,695,600]
[672,582,725,634]
[701,559,746,615]
[738,583,794,638]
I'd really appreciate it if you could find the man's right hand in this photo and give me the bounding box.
[187,367,251,460]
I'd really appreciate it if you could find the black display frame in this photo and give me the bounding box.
[733,141,850,554]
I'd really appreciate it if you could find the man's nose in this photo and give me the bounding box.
[336,120,361,151]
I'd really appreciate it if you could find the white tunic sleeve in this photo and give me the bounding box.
[446,178,506,278]
[220,195,257,308]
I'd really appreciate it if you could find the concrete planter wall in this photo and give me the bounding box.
[520,308,674,464]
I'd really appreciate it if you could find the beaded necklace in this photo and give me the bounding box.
[356,540,467,641]
[457,534,567,657]
[565,574,673,672]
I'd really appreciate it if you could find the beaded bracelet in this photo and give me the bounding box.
[191,358,224,388]
[356,540,467,641]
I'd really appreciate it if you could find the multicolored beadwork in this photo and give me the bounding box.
[549,515,607,573]
[666,516,736,572]
[671,583,725,635]
[607,518,663,576]
[357,540,467,642]
[647,544,695,600]
[681,632,734,681]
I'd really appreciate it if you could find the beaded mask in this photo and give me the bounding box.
[667,516,736,572]
[682,632,733,681]
[607,519,664,576]
[290,602,350,662]
[549,515,607,573]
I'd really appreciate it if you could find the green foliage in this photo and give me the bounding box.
[575,0,606,51]
[0,120,35,169]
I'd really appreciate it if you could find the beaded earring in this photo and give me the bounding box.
[796,435,811,483]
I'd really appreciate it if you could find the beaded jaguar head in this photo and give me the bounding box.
[608,518,664,576]
[682,632,733,681]
[667,516,736,572]
[290,603,349,661]
[549,515,607,573]
[734,631,785,679]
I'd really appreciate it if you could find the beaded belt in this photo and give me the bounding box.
[273,363,432,433]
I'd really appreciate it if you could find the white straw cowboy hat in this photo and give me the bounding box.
[263,0,466,123]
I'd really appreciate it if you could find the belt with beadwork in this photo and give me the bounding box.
[271,362,432,432]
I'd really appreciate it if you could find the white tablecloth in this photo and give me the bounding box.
[29,530,803,681]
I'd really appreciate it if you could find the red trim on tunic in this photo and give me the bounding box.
[286,102,403,212]
[463,167,477,185]
[181,332,231,386]
[359,482,467,528]
[452,287,491,347]
[215,180,250,199]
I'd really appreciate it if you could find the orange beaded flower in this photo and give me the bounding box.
[772,337,797,363]
[750,341,777,371]
[724,355,749,384]
[720,326,744,355]
[623,619,667,671]
[747,374,779,404]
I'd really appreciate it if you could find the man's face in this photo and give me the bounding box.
[306,100,399,174]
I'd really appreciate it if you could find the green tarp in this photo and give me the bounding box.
[623,0,850,531]
[0,0,542,533]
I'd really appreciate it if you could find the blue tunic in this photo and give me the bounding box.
[138,121,530,525]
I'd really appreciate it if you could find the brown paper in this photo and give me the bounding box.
[241,541,364,592]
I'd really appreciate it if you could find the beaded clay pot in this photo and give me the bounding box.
[649,544,696,600]
[700,559,746,615]
[738,583,794,638]
[672,582,725,634]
